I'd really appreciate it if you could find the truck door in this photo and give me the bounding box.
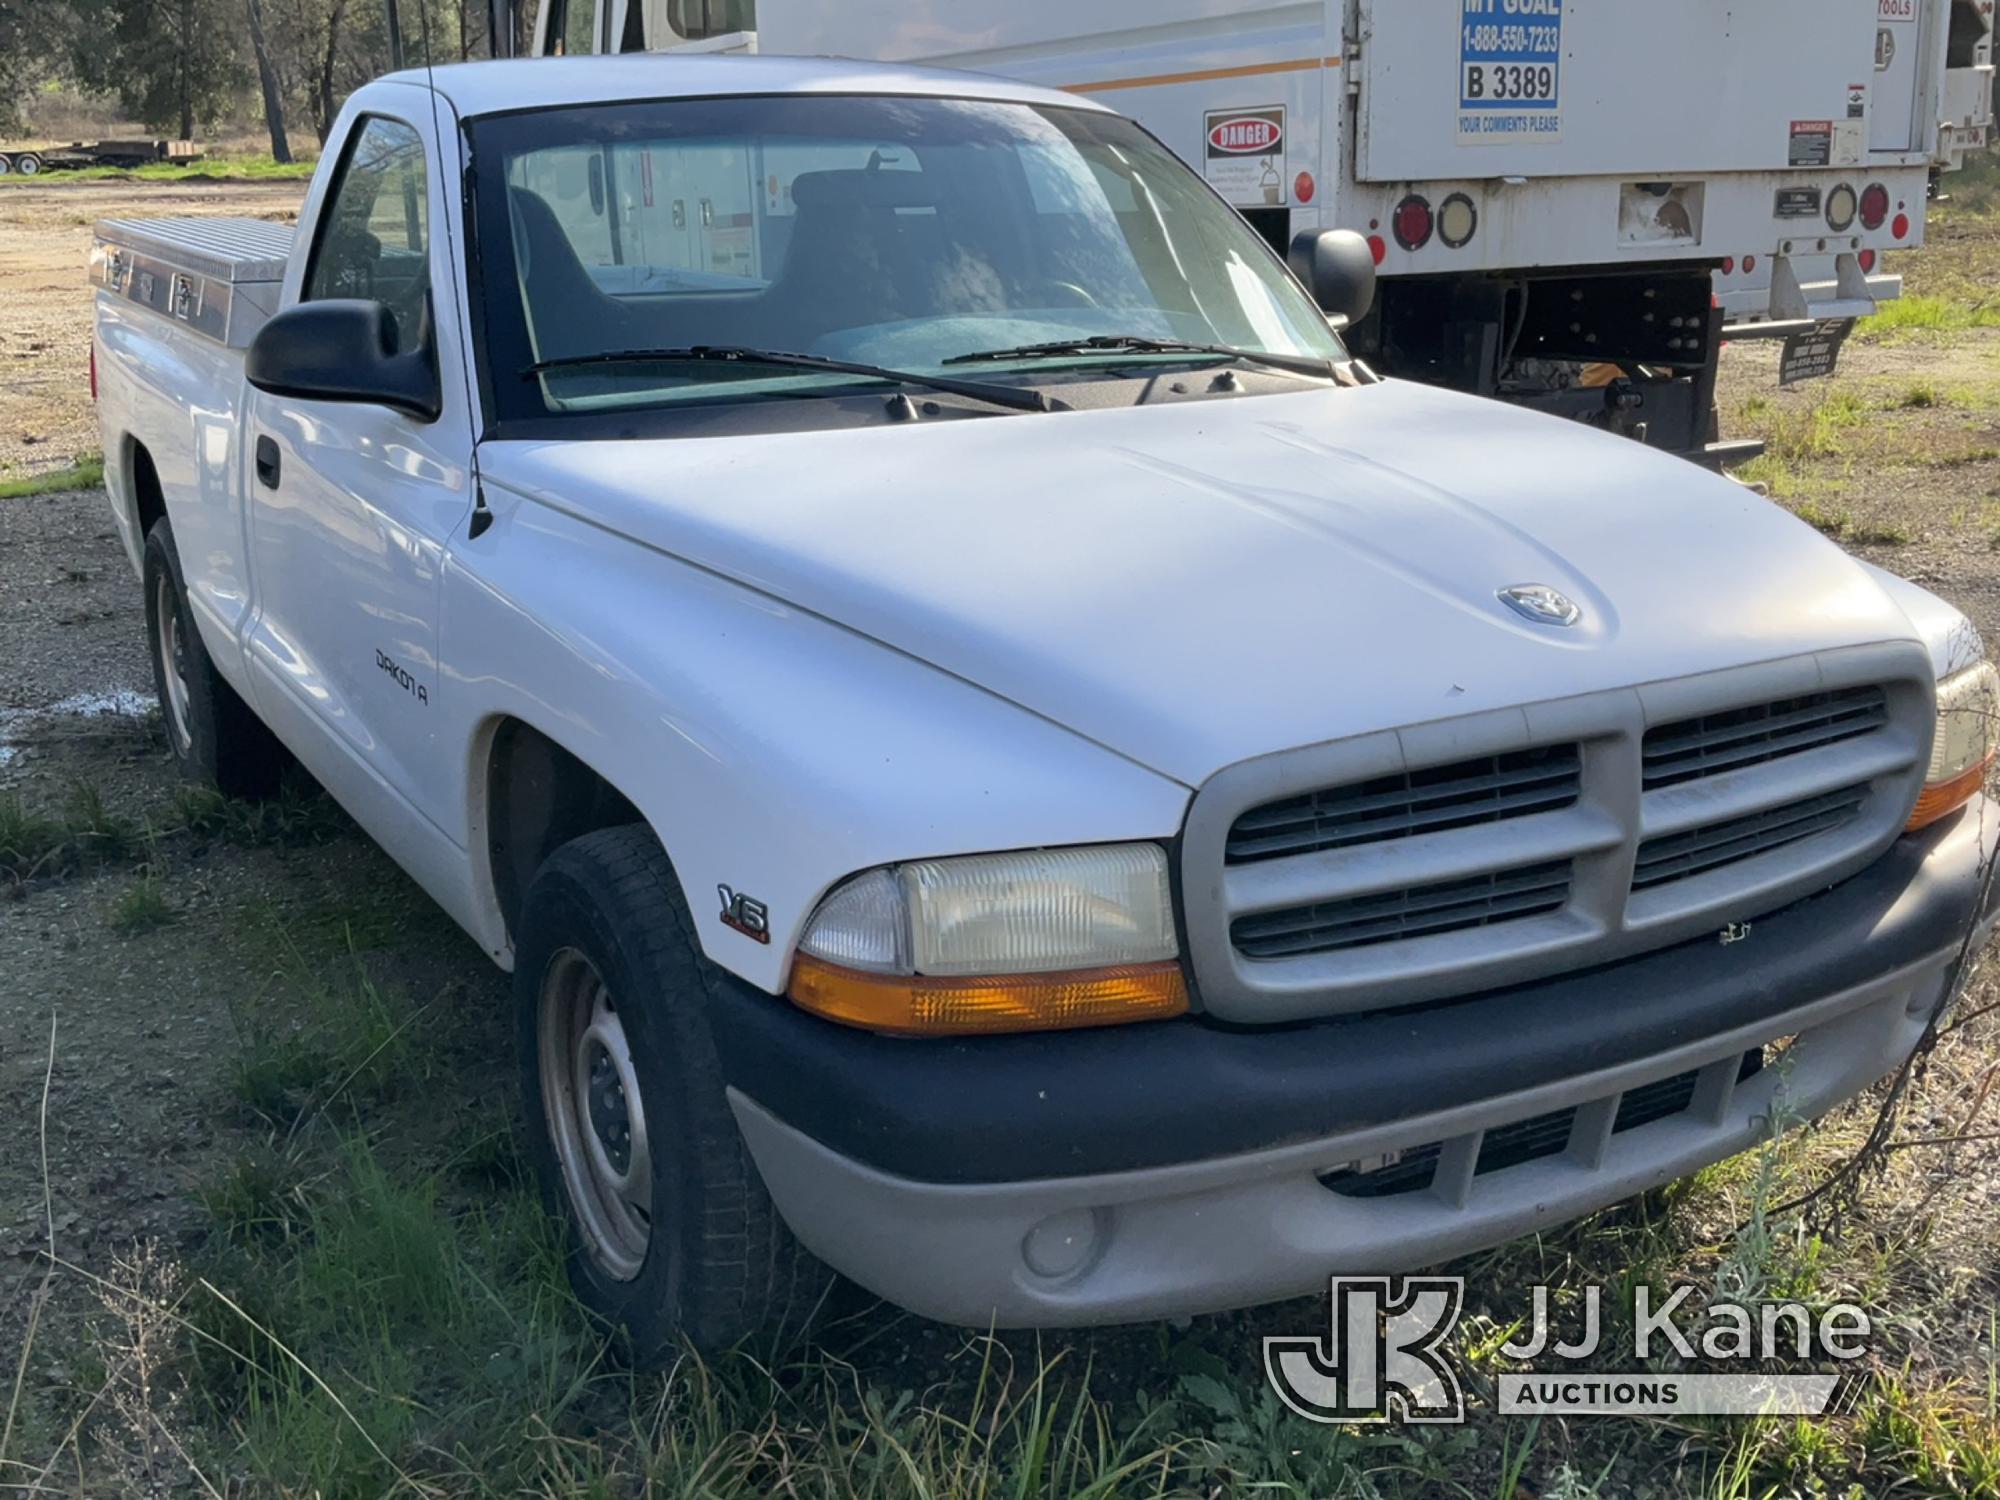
[242,108,477,835]
[1870,0,1930,152]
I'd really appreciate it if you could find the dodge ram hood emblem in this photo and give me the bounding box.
[1498,584,1582,627]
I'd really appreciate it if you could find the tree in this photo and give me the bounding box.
[243,0,292,161]
[66,0,247,140]
[0,0,73,134]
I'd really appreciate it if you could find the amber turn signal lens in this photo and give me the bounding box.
[787,954,1189,1036]
[1906,754,1993,832]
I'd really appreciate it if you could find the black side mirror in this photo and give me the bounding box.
[246,298,441,422]
[1288,229,1377,328]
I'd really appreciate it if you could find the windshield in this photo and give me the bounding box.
[469,93,1344,430]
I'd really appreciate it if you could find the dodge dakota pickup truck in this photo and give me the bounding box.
[92,54,2000,1357]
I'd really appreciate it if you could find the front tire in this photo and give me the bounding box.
[143,517,284,797]
[516,825,825,1359]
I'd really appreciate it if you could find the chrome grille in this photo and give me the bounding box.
[1227,746,1581,864]
[1232,860,1572,957]
[1179,646,1933,1023]
[1632,784,1870,891]
[1643,686,1888,789]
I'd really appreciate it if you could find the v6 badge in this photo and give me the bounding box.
[718,884,771,944]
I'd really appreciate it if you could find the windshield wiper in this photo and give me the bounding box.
[521,345,1055,414]
[942,334,1335,380]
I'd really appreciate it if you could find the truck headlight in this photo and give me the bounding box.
[788,844,1187,1035]
[1908,661,1999,831]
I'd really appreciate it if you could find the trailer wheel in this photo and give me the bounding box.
[15,153,41,176]
[0,155,12,176]
[517,825,830,1360]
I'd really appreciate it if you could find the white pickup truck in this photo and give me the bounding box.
[93,55,2000,1355]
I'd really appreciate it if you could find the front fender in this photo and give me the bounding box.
[442,481,1192,992]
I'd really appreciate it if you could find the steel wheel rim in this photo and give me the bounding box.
[538,946,652,1281]
[17,156,36,176]
[153,573,193,757]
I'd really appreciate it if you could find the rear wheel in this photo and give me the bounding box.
[14,153,40,176]
[516,825,826,1359]
[0,156,13,176]
[143,517,284,797]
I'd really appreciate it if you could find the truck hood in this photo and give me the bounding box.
[480,381,1927,787]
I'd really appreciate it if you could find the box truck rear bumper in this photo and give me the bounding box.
[718,805,2000,1328]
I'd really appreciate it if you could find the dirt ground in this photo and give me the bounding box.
[4,172,2000,1494]
[0,180,303,484]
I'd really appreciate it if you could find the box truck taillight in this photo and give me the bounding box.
[1859,183,1890,231]
[1392,195,1434,251]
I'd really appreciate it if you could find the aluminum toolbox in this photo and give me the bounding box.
[91,217,297,348]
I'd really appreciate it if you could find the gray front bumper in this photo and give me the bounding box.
[729,810,1998,1329]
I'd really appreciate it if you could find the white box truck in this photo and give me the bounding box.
[518,0,1995,464]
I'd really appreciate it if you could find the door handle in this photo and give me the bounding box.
[254,434,280,489]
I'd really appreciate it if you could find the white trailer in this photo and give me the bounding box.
[522,0,1995,463]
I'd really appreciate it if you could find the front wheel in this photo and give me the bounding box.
[14,153,40,176]
[516,825,826,1359]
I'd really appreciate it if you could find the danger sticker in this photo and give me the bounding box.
[1203,107,1287,205]
[1789,120,1833,167]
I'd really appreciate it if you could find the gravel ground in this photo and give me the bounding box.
[0,487,148,712]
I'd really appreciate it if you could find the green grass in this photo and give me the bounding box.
[1860,293,2000,336]
[0,153,314,185]
[107,874,177,934]
[144,1103,2000,1499]
[6,877,1998,1498]
[1789,499,1912,546]
[4,775,355,895]
[167,780,351,851]
[0,792,67,881]
[0,452,102,499]
[0,779,144,882]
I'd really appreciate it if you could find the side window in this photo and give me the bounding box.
[305,117,430,350]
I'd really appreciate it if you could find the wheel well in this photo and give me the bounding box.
[127,440,165,541]
[485,719,644,937]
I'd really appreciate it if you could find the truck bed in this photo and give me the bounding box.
[91,217,296,349]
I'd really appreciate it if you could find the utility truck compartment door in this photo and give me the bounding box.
[1355,0,1879,182]
[1867,0,1930,153]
